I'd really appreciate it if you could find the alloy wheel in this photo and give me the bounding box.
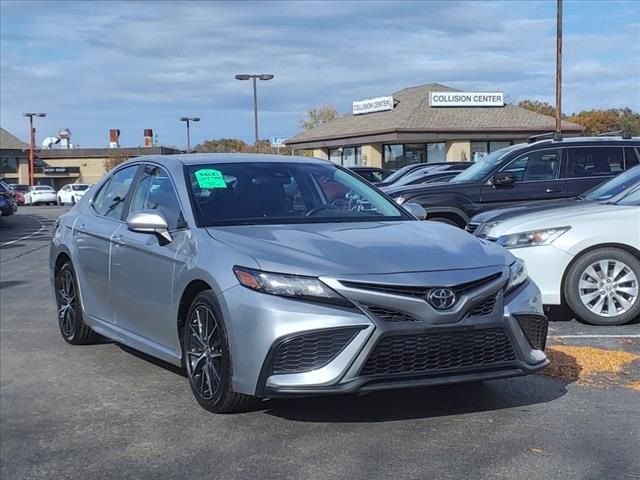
[57,269,77,336]
[578,259,639,317]
[186,305,223,400]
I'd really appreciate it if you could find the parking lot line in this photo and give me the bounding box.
[550,335,640,339]
[0,215,46,248]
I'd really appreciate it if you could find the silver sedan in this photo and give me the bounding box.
[50,154,548,413]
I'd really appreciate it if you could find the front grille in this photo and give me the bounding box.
[362,304,418,322]
[515,314,548,351]
[271,328,362,374]
[340,272,502,298]
[467,295,498,317]
[466,222,480,234]
[361,327,516,376]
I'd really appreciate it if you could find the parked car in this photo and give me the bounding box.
[381,162,471,188]
[24,185,57,205]
[377,162,464,187]
[349,167,391,183]
[473,184,640,325]
[0,180,18,217]
[50,154,548,413]
[467,164,640,235]
[57,183,90,206]
[8,184,29,205]
[386,137,640,227]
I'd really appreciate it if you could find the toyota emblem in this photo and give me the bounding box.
[427,288,457,310]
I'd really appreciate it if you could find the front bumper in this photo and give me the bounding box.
[219,267,548,398]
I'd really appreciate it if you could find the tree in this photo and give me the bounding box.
[299,105,339,130]
[103,152,129,172]
[518,100,558,117]
[193,138,292,155]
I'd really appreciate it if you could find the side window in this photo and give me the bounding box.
[624,147,639,169]
[92,165,138,219]
[130,165,183,231]
[567,147,623,178]
[502,149,561,182]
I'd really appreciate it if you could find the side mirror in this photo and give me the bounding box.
[403,202,427,220]
[126,210,172,245]
[492,172,516,186]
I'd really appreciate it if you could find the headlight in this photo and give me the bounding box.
[233,266,351,307]
[394,196,406,205]
[474,221,499,238]
[496,226,570,249]
[506,258,528,294]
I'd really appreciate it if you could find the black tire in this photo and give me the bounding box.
[182,291,257,413]
[564,248,640,326]
[71,196,76,205]
[57,197,63,206]
[55,261,101,344]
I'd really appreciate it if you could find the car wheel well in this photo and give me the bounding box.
[426,212,466,228]
[177,279,213,342]
[559,243,640,306]
[54,252,71,276]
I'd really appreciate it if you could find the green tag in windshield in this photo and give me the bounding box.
[195,169,227,189]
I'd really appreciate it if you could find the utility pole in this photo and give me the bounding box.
[555,0,563,140]
[23,113,46,186]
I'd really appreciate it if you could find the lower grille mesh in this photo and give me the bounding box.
[271,328,362,374]
[515,315,548,351]
[467,295,498,317]
[361,327,516,376]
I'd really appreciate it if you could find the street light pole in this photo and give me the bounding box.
[180,117,200,153]
[23,112,46,186]
[235,74,274,152]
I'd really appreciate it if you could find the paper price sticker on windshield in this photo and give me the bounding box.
[195,169,227,189]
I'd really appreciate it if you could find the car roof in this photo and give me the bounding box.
[125,153,331,167]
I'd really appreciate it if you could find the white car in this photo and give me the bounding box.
[24,185,57,206]
[476,186,640,325]
[57,183,90,206]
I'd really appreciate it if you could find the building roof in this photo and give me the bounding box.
[286,83,584,147]
[0,127,29,150]
[38,146,182,159]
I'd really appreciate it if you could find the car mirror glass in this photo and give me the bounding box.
[492,172,516,186]
[403,202,427,220]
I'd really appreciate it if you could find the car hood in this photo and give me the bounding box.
[206,221,512,276]
[471,199,577,224]
[488,202,639,238]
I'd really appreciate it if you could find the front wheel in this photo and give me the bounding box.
[57,197,64,206]
[564,248,640,325]
[55,261,101,344]
[182,291,257,413]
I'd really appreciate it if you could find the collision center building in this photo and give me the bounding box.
[285,83,584,169]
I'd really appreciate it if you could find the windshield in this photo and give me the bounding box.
[71,185,89,191]
[583,166,640,201]
[383,164,425,184]
[11,184,29,192]
[616,187,640,206]
[187,162,409,226]
[449,145,520,183]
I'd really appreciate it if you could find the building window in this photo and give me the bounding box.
[471,141,513,162]
[328,146,362,166]
[0,157,19,174]
[383,143,448,170]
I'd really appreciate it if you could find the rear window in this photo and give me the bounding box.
[566,147,624,177]
[35,186,54,191]
[71,185,89,191]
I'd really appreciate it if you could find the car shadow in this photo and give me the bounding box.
[117,344,187,378]
[261,373,571,423]
[0,280,27,289]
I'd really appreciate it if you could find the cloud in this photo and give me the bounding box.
[1,0,639,147]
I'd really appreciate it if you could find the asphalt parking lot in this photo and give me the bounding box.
[1,206,639,480]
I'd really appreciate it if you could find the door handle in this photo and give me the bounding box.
[545,188,561,193]
[112,235,126,246]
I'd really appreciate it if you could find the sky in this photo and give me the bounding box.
[1,0,639,150]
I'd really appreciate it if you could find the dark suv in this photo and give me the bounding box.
[385,137,640,227]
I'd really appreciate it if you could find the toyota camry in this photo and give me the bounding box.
[50,154,548,413]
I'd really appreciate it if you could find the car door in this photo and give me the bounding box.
[479,148,564,209]
[563,146,625,198]
[109,164,189,349]
[60,185,70,203]
[72,164,140,324]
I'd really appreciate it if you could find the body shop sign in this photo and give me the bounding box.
[352,96,394,115]
[429,92,504,107]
